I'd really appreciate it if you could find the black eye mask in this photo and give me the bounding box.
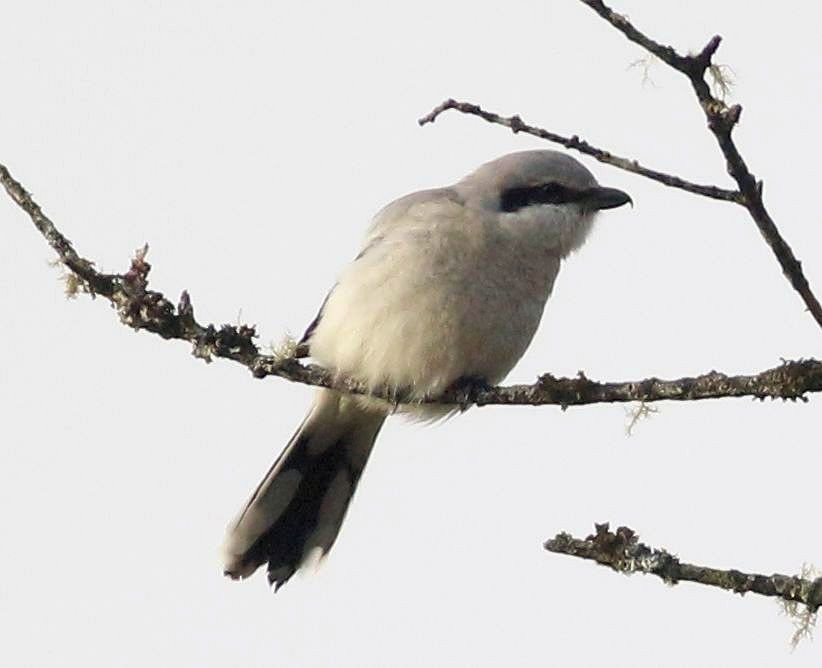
[499,182,586,212]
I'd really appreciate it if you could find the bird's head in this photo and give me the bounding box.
[457,150,632,256]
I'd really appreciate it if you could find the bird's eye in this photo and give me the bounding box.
[538,183,566,204]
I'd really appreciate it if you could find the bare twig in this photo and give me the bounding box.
[0,165,115,296]
[2,163,820,408]
[419,99,742,204]
[546,524,822,612]
[579,0,822,328]
[419,3,822,329]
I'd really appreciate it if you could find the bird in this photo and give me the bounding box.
[221,150,632,589]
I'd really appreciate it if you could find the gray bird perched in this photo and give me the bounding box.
[221,150,632,589]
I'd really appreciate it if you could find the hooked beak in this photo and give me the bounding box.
[583,186,633,211]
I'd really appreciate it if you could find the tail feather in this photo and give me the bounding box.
[222,390,385,590]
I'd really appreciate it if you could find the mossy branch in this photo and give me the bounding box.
[2,163,820,408]
[546,524,821,627]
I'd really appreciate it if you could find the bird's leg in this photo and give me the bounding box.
[445,375,493,412]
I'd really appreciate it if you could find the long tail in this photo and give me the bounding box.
[222,390,386,590]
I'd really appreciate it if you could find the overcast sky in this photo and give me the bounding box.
[1,1,820,666]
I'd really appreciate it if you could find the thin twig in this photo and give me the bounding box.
[419,3,822,330]
[419,99,741,204]
[0,165,115,296]
[546,523,822,611]
[2,163,820,408]
[578,0,822,328]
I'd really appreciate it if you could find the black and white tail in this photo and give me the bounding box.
[222,390,386,590]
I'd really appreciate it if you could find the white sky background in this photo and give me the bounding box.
[1,1,820,666]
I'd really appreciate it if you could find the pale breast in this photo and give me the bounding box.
[308,195,561,401]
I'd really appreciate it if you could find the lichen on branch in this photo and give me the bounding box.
[546,523,822,623]
[1,162,820,409]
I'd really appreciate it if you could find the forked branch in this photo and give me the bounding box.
[420,0,822,329]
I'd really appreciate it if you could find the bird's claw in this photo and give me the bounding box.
[447,376,492,411]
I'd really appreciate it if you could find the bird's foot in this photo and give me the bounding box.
[445,376,493,412]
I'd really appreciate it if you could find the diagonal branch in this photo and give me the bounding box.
[2,162,820,408]
[546,523,822,612]
[0,165,116,297]
[418,99,741,203]
[420,2,822,329]
[579,0,822,329]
